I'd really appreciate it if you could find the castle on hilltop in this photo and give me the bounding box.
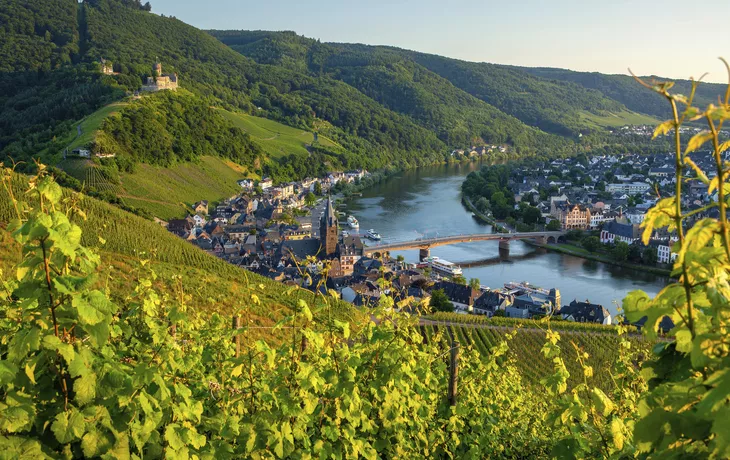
[141,62,178,92]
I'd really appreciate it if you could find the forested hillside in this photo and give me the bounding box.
[209,30,658,137]
[521,66,728,120]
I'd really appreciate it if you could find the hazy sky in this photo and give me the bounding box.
[151,0,730,83]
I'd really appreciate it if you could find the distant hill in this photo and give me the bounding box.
[3,0,726,221]
[518,67,727,121]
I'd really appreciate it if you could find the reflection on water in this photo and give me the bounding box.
[342,162,668,316]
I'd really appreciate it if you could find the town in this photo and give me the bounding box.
[158,147,725,328]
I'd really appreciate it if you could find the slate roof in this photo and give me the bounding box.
[432,281,479,306]
[603,220,641,240]
[561,300,610,324]
[280,238,321,260]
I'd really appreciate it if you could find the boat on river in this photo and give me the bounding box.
[366,229,381,240]
[427,256,463,276]
[347,215,360,228]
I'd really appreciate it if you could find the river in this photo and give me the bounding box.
[341,162,668,317]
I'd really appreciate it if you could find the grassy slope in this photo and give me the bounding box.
[0,174,361,342]
[577,109,659,129]
[217,109,340,158]
[117,156,252,219]
[68,101,129,151]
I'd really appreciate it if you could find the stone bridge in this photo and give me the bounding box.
[362,231,566,260]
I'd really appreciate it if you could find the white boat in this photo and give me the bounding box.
[427,256,463,276]
[347,215,360,228]
[366,229,381,240]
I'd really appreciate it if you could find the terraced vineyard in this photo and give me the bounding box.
[85,165,121,194]
[418,323,652,392]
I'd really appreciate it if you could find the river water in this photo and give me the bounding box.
[341,162,668,317]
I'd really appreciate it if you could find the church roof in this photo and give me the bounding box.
[321,196,337,228]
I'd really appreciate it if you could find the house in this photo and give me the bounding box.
[606,182,651,194]
[338,236,364,276]
[600,220,641,244]
[238,179,255,189]
[648,167,673,178]
[625,208,646,225]
[225,225,250,242]
[259,177,273,190]
[648,239,676,264]
[560,300,612,325]
[432,281,480,311]
[472,290,514,316]
[167,218,194,237]
[193,200,209,215]
[70,148,91,158]
[555,203,591,230]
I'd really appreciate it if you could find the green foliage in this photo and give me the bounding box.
[97,90,263,168]
[0,169,560,458]
[612,241,630,262]
[546,219,561,231]
[581,236,601,253]
[429,289,454,312]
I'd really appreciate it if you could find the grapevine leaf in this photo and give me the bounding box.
[74,373,97,406]
[73,296,104,326]
[42,335,75,364]
[0,436,50,460]
[652,120,673,139]
[24,363,35,385]
[685,131,713,154]
[590,388,615,417]
[0,361,19,386]
[51,409,86,444]
[164,424,185,451]
[8,327,41,362]
[610,418,626,451]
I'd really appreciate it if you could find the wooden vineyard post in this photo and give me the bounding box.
[170,323,176,339]
[232,315,241,358]
[448,340,460,406]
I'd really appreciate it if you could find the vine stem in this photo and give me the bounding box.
[41,237,59,337]
[668,98,696,338]
[706,116,730,263]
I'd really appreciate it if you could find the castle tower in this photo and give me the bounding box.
[153,62,162,76]
[319,196,338,256]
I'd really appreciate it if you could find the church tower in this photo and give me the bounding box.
[319,196,338,256]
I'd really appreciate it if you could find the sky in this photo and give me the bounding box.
[150,0,730,83]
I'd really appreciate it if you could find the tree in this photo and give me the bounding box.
[546,220,561,231]
[643,246,658,265]
[581,236,601,253]
[469,278,481,291]
[628,244,643,262]
[612,241,630,262]
[314,181,323,196]
[305,192,317,208]
[492,309,507,317]
[476,197,490,213]
[429,289,454,312]
[523,206,542,225]
[452,274,467,285]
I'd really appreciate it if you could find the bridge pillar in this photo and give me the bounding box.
[419,247,430,262]
[535,235,547,245]
[498,239,510,258]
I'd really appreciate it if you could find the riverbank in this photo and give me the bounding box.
[525,240,672,276]
[461,195,510,232]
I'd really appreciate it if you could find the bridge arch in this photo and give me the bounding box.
[547,236,556,244]
[557,235,567,244]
